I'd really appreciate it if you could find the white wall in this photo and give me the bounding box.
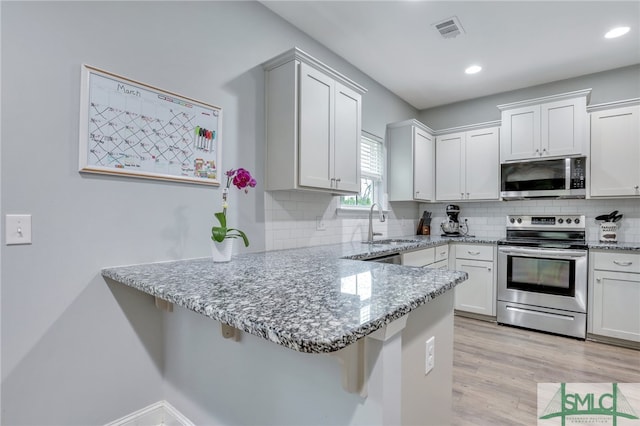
[419,64,640,130]
[1,1,417,424]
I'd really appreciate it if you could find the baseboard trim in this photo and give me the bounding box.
[105,400,195,426]
[454,310,497,323]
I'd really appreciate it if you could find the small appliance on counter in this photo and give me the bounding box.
[440,204,473,237]
[596,210,623,243]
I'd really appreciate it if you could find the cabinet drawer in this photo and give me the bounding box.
[593,252,640,274]
[455,244,494,261]
[402,247,435,267]
[434,245,449,262]
[431,259,448,269]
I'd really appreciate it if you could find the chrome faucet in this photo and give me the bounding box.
[368,203,386,243]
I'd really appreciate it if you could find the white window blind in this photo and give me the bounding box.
[360,135,383,180]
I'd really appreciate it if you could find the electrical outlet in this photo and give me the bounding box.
[425,336,435,375]
[316,216,326,231]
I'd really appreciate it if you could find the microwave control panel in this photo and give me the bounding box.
[570,157,586,189]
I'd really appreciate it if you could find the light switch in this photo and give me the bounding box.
[6,214,32,245]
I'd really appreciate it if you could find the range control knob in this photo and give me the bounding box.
[574,218,580,224]
[566,218,572,224]
[558,218,564,224]
[517,218,522,224]
[509,217,515,224]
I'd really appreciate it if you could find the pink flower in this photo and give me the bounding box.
[232,168,256,190]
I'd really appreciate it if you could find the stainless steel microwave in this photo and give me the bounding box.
[500,157,586,200]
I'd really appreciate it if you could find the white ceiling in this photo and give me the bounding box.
[261,1,640,110]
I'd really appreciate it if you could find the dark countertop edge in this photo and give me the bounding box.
[586,241,640,251]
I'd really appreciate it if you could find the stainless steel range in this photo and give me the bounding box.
[497,214,588,339]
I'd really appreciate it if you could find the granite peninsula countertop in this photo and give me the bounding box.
[102,236,472,354]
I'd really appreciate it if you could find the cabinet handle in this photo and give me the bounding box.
[596,277,601,283]
[487,267,492,272]
[613,260,633,267]
[468,251,480,255]
[635,185,639,190]
[330,178,336,187]
[461,192,464,199]
[535,149,540,155]
[466,192,470,199]
[335,178,341,183]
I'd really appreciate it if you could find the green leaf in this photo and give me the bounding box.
[211,212,227,243]
[228,228,250,247]
[210,212,249,246]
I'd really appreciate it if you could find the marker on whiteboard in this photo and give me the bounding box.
[194,126,201,148]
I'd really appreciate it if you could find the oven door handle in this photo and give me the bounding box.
[498,247,586,259]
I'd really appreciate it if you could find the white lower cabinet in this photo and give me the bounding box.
[401,245,448,268]
[589,251,640,344]
[453,244,496,317]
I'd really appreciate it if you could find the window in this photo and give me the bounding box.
[341,132,384,208]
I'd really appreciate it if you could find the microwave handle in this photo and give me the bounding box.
[499,247,586,259]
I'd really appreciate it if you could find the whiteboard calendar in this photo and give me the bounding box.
[79,64,222,186]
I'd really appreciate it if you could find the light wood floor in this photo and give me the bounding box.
[452,316,640,426]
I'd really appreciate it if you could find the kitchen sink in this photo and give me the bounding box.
[363,238,419,246]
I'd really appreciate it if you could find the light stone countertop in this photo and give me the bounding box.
[586,241,640,251]
[102,236,474,354]
[102,234,639,354]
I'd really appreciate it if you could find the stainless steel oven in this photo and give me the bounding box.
[497,215,588,339]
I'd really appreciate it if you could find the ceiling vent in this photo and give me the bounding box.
[433,16,465,39]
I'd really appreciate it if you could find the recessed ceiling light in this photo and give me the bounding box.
[605,26,630,39]
[465,65,482,75]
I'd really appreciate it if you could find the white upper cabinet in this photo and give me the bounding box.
[589,101,640,198]
[499,90,590,162]
[263,48,366,194]
[435,125,500,202]
[387,119,435,202]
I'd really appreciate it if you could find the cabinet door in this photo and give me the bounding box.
[435,133,463,201]
[590,105,640,197]
[298,63,334,190]
[464,127,499,200]
[500,105,540,161]
[413,128,434,201]
[592,270,640,342]
[541,97,587,158]
[454,258,495,316]
[333,82,361,193]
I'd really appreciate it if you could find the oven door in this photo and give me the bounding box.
[497,246,587,313]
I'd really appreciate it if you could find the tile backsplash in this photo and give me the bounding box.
[264,191,418,250]
[265,191,640,250]
[422,198,640,243]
